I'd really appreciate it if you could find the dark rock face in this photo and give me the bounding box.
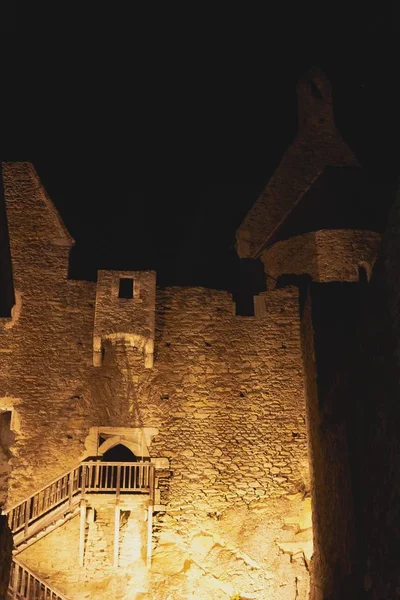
[0,515,12,600]
[351,185,400,600]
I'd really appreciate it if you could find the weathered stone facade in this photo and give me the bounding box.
[0,162,311,598]
[1,68,393,600]
[234,69,392,600]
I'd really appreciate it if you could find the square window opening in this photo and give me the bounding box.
[118,278,134,299]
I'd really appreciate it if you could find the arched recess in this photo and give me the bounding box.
[81,427,160,463]
[102,444,138,462]
[98,437,144,461]
[358,260,372,283]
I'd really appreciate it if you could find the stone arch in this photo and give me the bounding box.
[81,427,159,462]
[98,436,143,459]
[358,260,372,282]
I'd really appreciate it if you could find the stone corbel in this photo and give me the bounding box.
[93,335,103,367]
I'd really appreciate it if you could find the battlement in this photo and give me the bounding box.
[93,270,156,368]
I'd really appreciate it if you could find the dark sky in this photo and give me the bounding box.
[1,4,399,296]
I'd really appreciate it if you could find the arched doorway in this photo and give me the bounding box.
[97,438,150,493]
[102,444,138,462]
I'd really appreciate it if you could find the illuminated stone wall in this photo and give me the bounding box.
[1,162,311,599]
[93,269,156,368]
[232,66,387,600]
[262,229,380,287]
[0,163,101,505]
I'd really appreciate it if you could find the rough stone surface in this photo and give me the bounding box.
[0,162,311,599]
[262,229,381,287]
[300,285,360,600]
[20,496,312,600]
[93,269,156,368]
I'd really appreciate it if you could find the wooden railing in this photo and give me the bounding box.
[6,462,155,538]
[7,466,82,538]
[5,461,155,599]
[7,558,69,599]
[83,462,154,495]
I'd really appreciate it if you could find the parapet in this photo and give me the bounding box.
[93,270,156,368]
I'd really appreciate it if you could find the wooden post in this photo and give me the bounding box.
[147,465,155,568]
[114,503,120,567]
[147,503,153,568]
[79,499,87,567]
[26,571,31,598]
[12,561,19,599]
[116,465,121,500]
[68,472,73,507]
[81,464,86,495]
[95,462,100,489]
[24,498,31,537]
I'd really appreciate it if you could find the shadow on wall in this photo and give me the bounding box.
[0,515,12,600]
[101,444,138,462]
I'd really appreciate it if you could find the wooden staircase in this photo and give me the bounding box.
[3,461,155,599]
[7,558,69,600]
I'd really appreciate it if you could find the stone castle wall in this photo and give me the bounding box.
[93,269,156,368]
[261,229,381,287]
[3,283,312,599]
[0,162,312,599]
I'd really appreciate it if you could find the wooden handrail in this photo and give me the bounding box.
[5,462,156,598]
[4,462,155,537]
[5,466,82,515]
[9,557,70,599]
[5,461,154,513]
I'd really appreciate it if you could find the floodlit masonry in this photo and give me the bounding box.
[0,69,384,600]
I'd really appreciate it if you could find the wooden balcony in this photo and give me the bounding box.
[4,461,157,599]
[6,462,155,545]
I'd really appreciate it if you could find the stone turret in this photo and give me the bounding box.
[236,68,359,260]
[93,269,156,368]
[236,69,381,287]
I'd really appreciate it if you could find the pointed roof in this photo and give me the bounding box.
[267,166,386,246]
[1,162,75,248]
[236,68,359,258]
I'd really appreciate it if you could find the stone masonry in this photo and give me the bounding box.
[2,68,386,600]
[0,161,311,599]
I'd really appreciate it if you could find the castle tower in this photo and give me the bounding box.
[236,68,381,286]
[236,69,384,600]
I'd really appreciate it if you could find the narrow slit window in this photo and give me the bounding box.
[118,278,134,299]
[0,410,13,448]
[358,265,369,285]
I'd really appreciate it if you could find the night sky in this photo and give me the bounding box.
[1,4,399,299]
